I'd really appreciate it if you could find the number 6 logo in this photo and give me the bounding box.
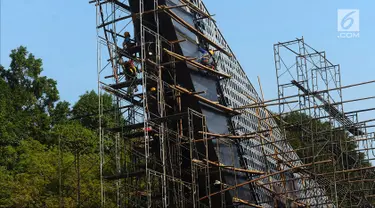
[341,11,356,30]
[338,9,359,32]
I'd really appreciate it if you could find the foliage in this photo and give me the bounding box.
[72,90,117,130]
[0,47,118,207]
[0,139,60,207]
[282,111,375,206]
[0,46,59,145]
[54,122,96,155]
[51,101,71,125]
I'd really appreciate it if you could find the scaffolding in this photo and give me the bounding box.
[93,0,237,207]
[91,0,375,207]
[272,37,375,207]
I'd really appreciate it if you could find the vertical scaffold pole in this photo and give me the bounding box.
[95,1,104,206]
[138,0,152,207]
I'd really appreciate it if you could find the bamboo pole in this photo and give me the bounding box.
[232,197,264,208]
[236,100,298,109]
[192,159,264,175]
[174,85,240,114]
[160,6,232,57]
[259,95,375,119]
[257,75,288,198]
[163,48,231,78]
[199,160,332,200]
[316,166,375,176]
[202,159,265,175]
[241,79,375,107]
[97,4,188,29]
[198,130,269,139]
[179,0,215,22]
[179,135,259,145]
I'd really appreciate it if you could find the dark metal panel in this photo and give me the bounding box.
[201,107,256,203]
[164,0,258,205]
[191,74,218,101]
[176,32,198,58]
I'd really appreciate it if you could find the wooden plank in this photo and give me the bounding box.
[179,134,258,145]
[169,39,186,44]
[175,85,240,115]
[179,0,215,22]
[232,197,263,208]
[194,159,256,181]
[203,159,265,175]
[109,79,142,89]
[199,130,270,139]
[164,48,231,78]
[160,5,232,57]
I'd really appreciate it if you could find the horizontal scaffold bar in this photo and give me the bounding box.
[232,197,263,208]
[255,79,375,107]
[199,159,332,201]
[108,79,142,89]
[174,85,240,115]
[102,85,143,107]
[199,129,270,139]
[179,0,215,22]
[163,48,231,78]
[107,112,188,132]
[97,4,188,29]
[202,159,265,175]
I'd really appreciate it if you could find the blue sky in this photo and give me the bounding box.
[1,0,374,123]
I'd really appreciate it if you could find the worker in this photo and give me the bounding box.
[120,59,139,95]
[198,47,215,69]
[123,31,136,50]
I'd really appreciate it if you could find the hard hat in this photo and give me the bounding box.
[209,50,214,55]
[124,31,131,37]
[150,87,156,92]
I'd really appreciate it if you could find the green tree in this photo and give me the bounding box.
[282,112,375,206]
[0,46,59,145]
[72,90,116,130]
[53,122,99,207]
[0,46,121,207]
[51,101,71,125]
[0,139,60,207]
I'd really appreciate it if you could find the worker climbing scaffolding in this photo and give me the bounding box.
[122,31,155,60]
[121,31,140,57]
[123,31,136,50]
[119,58,140,95]
[118,31,154,96]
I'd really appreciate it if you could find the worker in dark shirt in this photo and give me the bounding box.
[120,59,139,95]
[198,47,215,69]
[123,31,136,50]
